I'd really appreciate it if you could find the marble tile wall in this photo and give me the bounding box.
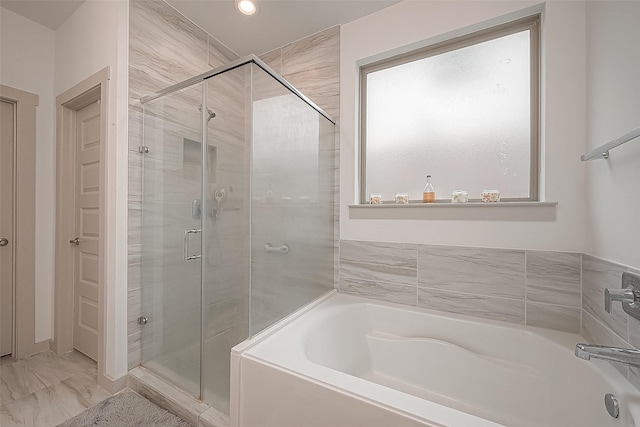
[248,72,336,334]
[581,255,640,388]
[128,0,240,370]
[129,0,340,381]
[201,62,250,414]
[259,26,340,120]
[259,26,341,291]
[339,240,582,333]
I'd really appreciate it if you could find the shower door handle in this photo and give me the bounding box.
[265,243,290,254]
[183,229,202,261]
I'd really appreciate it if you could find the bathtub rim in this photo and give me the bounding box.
[231,291,640,427]
[230,289,338,424]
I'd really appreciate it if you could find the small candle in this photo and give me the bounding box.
[369,193,382,204]
[451,190,468,203]
[481,190,500,202]
[395,193,409,204]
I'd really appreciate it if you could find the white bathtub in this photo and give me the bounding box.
[231,291,640,427]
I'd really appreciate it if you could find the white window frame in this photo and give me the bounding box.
[359,15,541,204]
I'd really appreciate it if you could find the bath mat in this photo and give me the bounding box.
[56,391,191,427]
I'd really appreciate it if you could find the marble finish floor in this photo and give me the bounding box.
[0,350,111,427]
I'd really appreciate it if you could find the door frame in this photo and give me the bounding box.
[54,68,109,383]
[0,85,45,359]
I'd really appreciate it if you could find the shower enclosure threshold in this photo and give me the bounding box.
[129,366,229,427]
[142,344,200,400]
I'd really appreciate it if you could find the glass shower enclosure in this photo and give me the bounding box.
[139,57,335,413]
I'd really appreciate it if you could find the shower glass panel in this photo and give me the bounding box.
[249,65,335,336]
[139,57,335,414]
[140,84,204,398]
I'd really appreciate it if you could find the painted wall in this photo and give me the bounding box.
[584,1,640,270]
[336,0,640,389]
[55,0,130,381]
[340,1,588,253]
[579,0,640,390]
[0,7,56,343]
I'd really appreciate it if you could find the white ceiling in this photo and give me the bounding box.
[1,0,84,30]
[1,0,399,56]
[166,0,400,56]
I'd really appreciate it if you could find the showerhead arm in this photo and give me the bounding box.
[198,105,217,123]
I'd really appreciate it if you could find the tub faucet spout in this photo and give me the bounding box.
[575,343,640,367]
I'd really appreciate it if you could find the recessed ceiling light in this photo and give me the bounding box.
[235,0,257,15]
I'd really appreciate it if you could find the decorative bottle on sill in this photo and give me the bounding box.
[422,175,435,203]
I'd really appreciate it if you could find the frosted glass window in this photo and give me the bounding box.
[361,17,539,203]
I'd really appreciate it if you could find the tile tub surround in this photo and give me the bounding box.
[582,255,640,389]
[339,241,640,390]
[339,240,582,333]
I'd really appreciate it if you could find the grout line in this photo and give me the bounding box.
[524,250,528,325]
[415,244,419,306]
[580,252,583,335]
[416,285,525,303]
[341,277,419,290]
[526,300,582,310]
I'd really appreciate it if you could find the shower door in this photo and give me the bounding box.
[140,84,204,398]
[138,58,335,413]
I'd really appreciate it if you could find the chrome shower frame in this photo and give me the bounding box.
[141,54,335,125]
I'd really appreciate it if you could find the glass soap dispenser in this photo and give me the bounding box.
[423,175,435,203]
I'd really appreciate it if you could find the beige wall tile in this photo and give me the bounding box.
[208,36,239,69]
[526,302,580,333]
[581,310,629,377]
[582,254,628,342]
[281,26,340,120]
[129,0,209,103]
[418,245,525,299]
[340,278,417,307]
[526,250,581,307]
[258,48,282,74]
[418,288,525,324]
[340,240,417,287]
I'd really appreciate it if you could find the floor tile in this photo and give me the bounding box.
[0,350,110,427]
[1,387,74,427]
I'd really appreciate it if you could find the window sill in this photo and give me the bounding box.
[348,202,557,221]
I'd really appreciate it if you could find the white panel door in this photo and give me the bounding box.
[73,100,101,361]
[0,100,15,357]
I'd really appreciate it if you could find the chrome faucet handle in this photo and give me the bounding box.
[605,288,640,313]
